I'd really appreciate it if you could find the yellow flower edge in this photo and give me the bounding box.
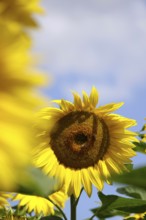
[12,190,68,216]
[33,87,137,198]
[0,0,43,29]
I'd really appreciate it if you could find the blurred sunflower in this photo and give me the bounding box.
[33,87,137,198]
[12,190,68,216]
[0,0,46,190]
[0,44,45,190]
[0,0,43,28]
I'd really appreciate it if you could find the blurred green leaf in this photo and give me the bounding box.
[0,209,7,218]
[124,164,133,171]
[117,186,146,200]
[13,205,27,216]
[134,141,146,153]
[16,166,59,197]
[113,166,146,189]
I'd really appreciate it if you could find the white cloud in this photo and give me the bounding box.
[32,0,146,101]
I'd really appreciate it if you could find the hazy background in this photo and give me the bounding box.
[32,0,146,219]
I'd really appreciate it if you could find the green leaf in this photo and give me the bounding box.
[113,166,146,189]
[134,141,146,153]
[94,191,146,218]
[124,164,133,172]
[91,207,128,219]
[98,191,146,212]
[117,186,146,200]
[16,166,59,197]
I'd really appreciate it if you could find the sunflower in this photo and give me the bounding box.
[0,0,46,190]
[33,87,137,198]
[12,190,68,216]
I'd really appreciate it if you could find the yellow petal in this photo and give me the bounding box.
[69,170,81,198]
[89,86,98,107]
[82,90,90,107]
[105,158,122,174]
[95,102,124,114]
[52,100,62,106]
[40,107,64,118]
[72,92,83,110]
[64,168,73,191]
[81,169,92,197]
[52,99,75,112]
[61,99,75,112]
[73,171,81,198]
[33,148,54,167]
[88,167,103,191]
[98,160,111,180]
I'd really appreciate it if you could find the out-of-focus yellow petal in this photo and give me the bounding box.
[89,86,99,107]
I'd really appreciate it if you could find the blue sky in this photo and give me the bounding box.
[32,0,146,219]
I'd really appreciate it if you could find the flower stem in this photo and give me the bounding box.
[47,197,68,220]
[75,187,84,206]
[70,195,76,220]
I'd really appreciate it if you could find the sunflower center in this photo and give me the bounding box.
[74,133,88,145]
[70,132,89,152]
[50,111,109,169]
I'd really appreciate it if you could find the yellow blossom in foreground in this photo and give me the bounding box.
[12,190,68,216]
[0,0,46,190]
[0,40,45,189]
[0,40,45,190]
[33,87,137,198]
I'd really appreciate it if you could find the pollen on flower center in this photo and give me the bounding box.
[50,111,109,169]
